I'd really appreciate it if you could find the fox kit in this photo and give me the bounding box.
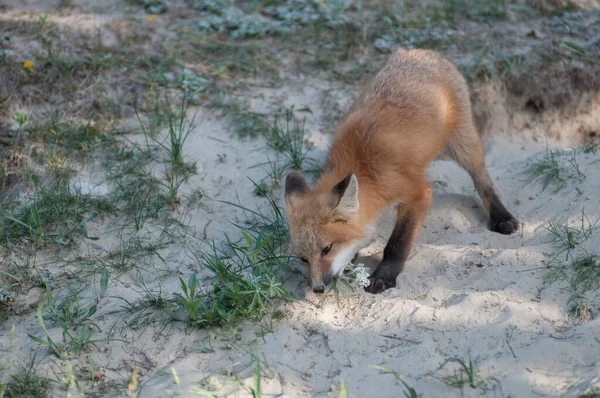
[285,48,519,294]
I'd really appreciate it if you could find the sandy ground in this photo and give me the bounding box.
[4,79,600,397]
[140,91,600,397]
[1,2,600,397]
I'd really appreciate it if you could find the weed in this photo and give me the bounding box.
[12,112,28,129]
[505,326,518,360]
[0,175,112,247]
[30,115,112,159]
[370,365,420,398]
[252,181,270,197]
[265,158,285,188]
[83,233,165,276]
[265,109,309,170]
[524,149,585,192]
[225,350,273,398]
[2,353,50,398]
[28,292,65,358]
[217,153,228,163]
[543,207,599,321]
[434,357,484,390]
[187,37,275,77]
[140,96,197,173]
[211,97,269,138]
[544,209,599,260]
[111,285,177,332]
[582,143,598,154]
[29,289,108,357]
[176,193,293,328]
[107,155,168,231]
[548,252,599,321]
[175,273,203,322]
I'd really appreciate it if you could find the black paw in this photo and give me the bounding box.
[491,215,519,235]
[364,277,396,294]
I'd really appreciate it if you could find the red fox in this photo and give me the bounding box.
[284,48,519,294]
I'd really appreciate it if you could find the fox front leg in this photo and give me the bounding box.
[365,188,431,294]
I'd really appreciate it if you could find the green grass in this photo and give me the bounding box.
[210,96,270,138]
[524,149,585,192]
[28,286,110,358]
[1,353,50,398]
[265,108,311,170]
[106,149,169,231]
[545,210,599,260]
[110,285,177,333]
[370,365,421,398]
[544,209,599,321]
[0,175,113,248]
[175,192,293,329]
[434,357,485,391]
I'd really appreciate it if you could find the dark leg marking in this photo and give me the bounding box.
[482,187,519,235]
[365,211,415,294]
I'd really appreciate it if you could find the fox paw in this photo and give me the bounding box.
[364,277,396,294]
[491,215,519,235]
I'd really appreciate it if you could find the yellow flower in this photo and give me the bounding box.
[147,14,158,22]
[23,61,34,70]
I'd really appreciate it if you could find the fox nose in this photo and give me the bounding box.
[313,285,325,293]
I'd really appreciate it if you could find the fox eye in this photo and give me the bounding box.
[321,244,332,256]
[299,257,308,264]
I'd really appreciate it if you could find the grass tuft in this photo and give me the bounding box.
[1,353,50,398]
[524,149,585,192]
[370,365,420,398]
[176,191,293,328]
[434,357,485,390]
[0,175,113,248]
[265,108,310,170]
[544,209,599,322]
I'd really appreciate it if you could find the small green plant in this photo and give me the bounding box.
[133,95,197,206]
[524,149,585,192]
[370,365,420,398]
[217,153,228,163]
[545,209,599,260]
[0,175,111,247]
[175,274,203,322]
[2,352,50,398]
[111,284,177,332]
[582,143,598,154]
[265,158,285,187]
[107,147,169,230]
[543,207,599,321]
[12,112,28,129]
[28,288,107,357]
[175,192,293,328]
[434,357,484,390]
[87,356,98,384]
[265,109,309,170]
[28,292,64,358]
[252,181,270,197]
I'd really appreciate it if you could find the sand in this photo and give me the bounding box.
[7,81,600,397]
[1,3,599,397]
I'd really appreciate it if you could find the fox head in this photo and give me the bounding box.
[284,172,372,293]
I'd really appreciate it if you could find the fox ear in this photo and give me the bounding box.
[285,172,310,207]
[331,173,359,214]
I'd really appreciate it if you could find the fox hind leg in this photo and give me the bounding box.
[446,122,519,235]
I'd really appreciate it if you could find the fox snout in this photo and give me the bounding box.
[311,273,333,294]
